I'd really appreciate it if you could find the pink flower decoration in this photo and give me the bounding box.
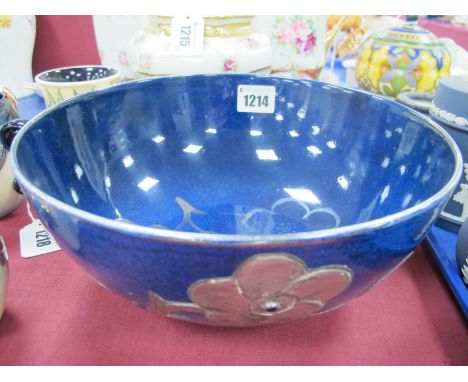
[295,37,304,53]
[290,20,307,33]
[303,33,317,52]
[223,58,237,72]
[118,50,129,67]
[276,25,290,43]
[139,53,151,72]
[148,253,352,326]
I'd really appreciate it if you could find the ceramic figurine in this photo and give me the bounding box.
[356,24,451,97]
[0,236,8,320]
[34,65,121,107]
[0,16,36,98]
[125,16,272,76]
[6,74,462,326]
[0,87,22,218]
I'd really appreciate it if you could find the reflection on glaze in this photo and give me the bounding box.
[307,145,322,156]
[183,144,203,154]
[122,155,134,168]
[256,149,279,161]
[327,140,337,149]
[297,106,307,119]
[250,129,262,137]
[74,164,84,179]
[104,176,111,189]
[380,185,390,204]
[283,188,320,205]
[402,193,413,208]
[382,157,390,168]
[137,176,159,191]
[337,176,350,191]
[70,188,79,204]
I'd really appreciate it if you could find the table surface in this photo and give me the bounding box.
[1,91,467,366]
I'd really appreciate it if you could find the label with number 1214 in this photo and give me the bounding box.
[237,85,276,114]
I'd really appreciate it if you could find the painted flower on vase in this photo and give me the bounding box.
[379,50,420,96]
[118,50,130,67]
[416,50,450,93]
[138,52,152,72]
[244,37,259,49]
[147,253,353,326]
[273,16,318,55]
[356,45,372,86]
[0,16,12,29]
[366,46,390,90]
[223,57,238,72]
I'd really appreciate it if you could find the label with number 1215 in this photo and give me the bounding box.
[170,16,204,55]
[237,85,276,114]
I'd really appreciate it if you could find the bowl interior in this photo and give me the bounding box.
[14,75,457,236]
[37,66,118,83]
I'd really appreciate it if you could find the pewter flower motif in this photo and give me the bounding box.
[148,253,352,326]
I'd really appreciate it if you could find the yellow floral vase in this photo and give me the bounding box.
[356,24,451,97]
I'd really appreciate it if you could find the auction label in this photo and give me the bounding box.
[237,85,276,114]
[170,16,205,55]
[20,220,61,258]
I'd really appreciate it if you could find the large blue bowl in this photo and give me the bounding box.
[9,75,462,326]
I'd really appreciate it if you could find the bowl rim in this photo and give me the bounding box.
[34,65,121,88]
[10,74,464,245]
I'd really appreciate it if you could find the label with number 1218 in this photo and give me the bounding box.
[19,220,61,259]
[237,85,276,114]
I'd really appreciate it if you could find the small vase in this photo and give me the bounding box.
[253,15,329,79]
[356,24,451,97]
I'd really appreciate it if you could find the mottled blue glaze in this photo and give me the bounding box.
[10,74,462,325]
